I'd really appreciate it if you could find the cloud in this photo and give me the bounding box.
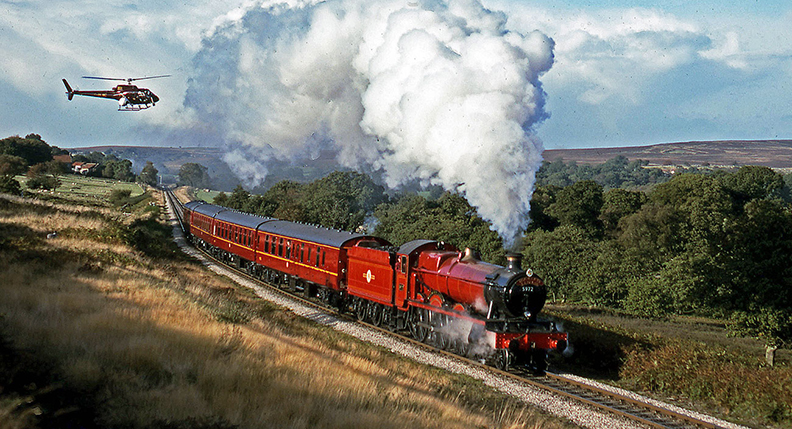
[184,0,554,245]
[479,1,792,147]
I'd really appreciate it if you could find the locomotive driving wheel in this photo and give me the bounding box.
[354,298,368,322]
[408,308,429,342]
[428,312,450,350]
[453,337,472,357]
[382,307,395,331]
[494,349,511,371]
[369,303,384,327]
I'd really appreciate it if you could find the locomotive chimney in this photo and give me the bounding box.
[506,253,522,272]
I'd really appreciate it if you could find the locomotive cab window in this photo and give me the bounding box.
[400,256,407,274]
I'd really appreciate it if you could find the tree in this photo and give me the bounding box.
[719,165,784,207]
[546,180,604,236]
[725,199,792,307]
[728,308,792,366]
[138,161,159,186]
[649,173,731,252]
[260,180,306,222]
[213,192,228,206]
[25,163,60,190]
[599,188,647,235]
[226,185,251,210]
[0,154,26,176]
[302,171,387,231]
[178,163,212,188]
[522,225,599,302]
[0,175,22,195]
[102,159,135,182]
[0,135,53,167]
[43,159,68,175]
[527,185,560,232]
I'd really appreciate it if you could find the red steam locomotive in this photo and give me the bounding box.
[183,200,567,372]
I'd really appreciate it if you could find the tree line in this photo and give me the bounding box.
[524,165,792,363]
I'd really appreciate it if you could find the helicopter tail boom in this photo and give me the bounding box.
[62,79,74,101]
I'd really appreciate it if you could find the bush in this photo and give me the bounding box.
[108,189,133,205]
[26,174,60,190]
[0,175,22,195]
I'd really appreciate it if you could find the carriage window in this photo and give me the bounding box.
[322,250,326,267]
[264,236,270,253]
[286,241,291,259]
[278,238,284,257]
[316,248,321,266]
[300,243,304,262]
[307,247,312,263]
[400,256,407,274]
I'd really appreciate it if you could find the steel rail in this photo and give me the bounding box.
[163,189,730,429]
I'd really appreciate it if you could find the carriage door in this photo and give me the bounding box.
[394,254,409,309]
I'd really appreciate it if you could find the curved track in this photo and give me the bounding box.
[163,189,732,429]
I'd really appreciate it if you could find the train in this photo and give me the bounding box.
[182,199,567,372]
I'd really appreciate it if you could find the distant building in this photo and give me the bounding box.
[71,162,98,175]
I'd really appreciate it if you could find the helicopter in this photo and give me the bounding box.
[62,75,170,111]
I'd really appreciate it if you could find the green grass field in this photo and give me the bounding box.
[192,188,221,202]
[16,174,144,204]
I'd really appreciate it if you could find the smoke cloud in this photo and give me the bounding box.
[185,0,554,245]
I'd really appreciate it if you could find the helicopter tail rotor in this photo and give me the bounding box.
[62,79,74,101]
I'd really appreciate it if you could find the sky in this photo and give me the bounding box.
[1,0,790,151]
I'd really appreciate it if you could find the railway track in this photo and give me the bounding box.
[162,189,733,429]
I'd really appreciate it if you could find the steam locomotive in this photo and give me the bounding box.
[182,200,567,372]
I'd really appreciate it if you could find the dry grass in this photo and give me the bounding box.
[620,341,792,428]
[0,193,576,429]
[547,306,792,428]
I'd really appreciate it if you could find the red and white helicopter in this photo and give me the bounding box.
[62,75,170,111]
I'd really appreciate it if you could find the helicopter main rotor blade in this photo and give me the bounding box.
[129,75,171,82]
[82,76,128,81]
[81,75,171,83]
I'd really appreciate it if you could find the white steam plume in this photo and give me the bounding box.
[185,0,554,245]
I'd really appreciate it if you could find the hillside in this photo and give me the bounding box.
[544,140,792,170]
[70,140,792,190]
